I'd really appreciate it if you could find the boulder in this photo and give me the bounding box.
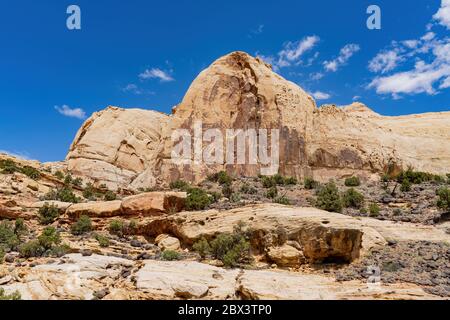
[121,192,187,216]
[267,244,304,267]
[66,201,123,219]
[155,234,181,251]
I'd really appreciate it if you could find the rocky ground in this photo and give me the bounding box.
[0,153,449,300]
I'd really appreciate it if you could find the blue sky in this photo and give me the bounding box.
[0,0,449,162]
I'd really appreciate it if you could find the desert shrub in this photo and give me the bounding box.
[0,288,21,300]
[0,247,4,263]
[64,174,73,186]
[274,196,291,205]
[447,174,450,184]
[49,244,70,257]
[82,183,96,200]
[71,215,92,235]
[186,188,212,210]
[209,223,251,268]
[0,221,19,251]
[38,203,60,225]
[104,190,117,201]
[400,179,412,192]
[161,250,181,261]
[192,237,211,258]
[342,188,364,209]
[396,169,434,185]
[261,176,277,188]
[57,187,80,203]
[393,208,402,216]
[43,188,80,203]
[266,186,278,199]
[0,159,21,174]
[284,177,298,185]
[222,184,233,199]
[19,240,45,258]
[21,166,41,180]
[344,176,360,187]
[304,177,319,190]
[240,183,257,194]
[208,171,233,186]
[272,174,285,185]
[437,187,450,211]
[72,177,83,187]
[94,234,110,247]
[369,203,381,217]
[230,193,242,203]
[360,207,368,215]
[315,182,343,213]
[208,191,222,202]
[169,180,190,191]
[54,171,64,180]
[109,220,125,237]
[14,218,27,239]
[38,227,61,250]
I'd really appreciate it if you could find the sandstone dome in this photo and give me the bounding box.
[66,51,450,190]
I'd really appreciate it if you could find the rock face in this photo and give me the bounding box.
[138,204,386,264]
[66,52,450,190]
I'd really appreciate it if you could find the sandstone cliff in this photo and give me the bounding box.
[66,51,450,190]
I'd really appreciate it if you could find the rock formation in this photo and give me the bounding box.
[66,51,450,190]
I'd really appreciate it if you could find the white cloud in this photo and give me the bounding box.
[402,40,419,49]
[139,68,174,82]
[368,49,403,74]
[352,95,361,101]
[440,76,450,88]
[54,105,87,120]
[121,84,154,95]
[310,72,324,81]
[0,150,32,160]
[324,44,360,72]
[277,35,320,68]
[249,24,264,37]
[310,91,331,100]
[421,32,436,41]
[433,0,450,29]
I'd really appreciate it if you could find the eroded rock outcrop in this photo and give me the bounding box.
[66,52,450,190]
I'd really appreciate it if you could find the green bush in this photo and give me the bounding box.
[344,176,360,187]
[38,203,60,225]
[284,177,298,185]
[71,215,92,235]
[266,186,278,199]
[192,237,211,258]
[437,187,450,211]
[360,207,368,215]
[222,184,233,199]
[14,218,27,239]
[104,190,117,201]
[169,180,190,191]
[0,221,19,251]
[94,234,110,247]
[400,179,412,192]
[274,196,291,205]
[0,159,21,174]
[342,188,365,209]
[19,240,45,258]
[161,250,181,261]
[43,187,80,203]
[72,177,83,187]
[186,188,212,211]
[230,193,242,203]
[0,247,4,263]
[208,171,233,186]
[82,183,97,200]
[261,176,277,188]
[21,166,41,180]
[369,203,381,217]
[38,227,61,250]
[54,171,64,180]
[109,220,125,237]
[64,174,73,185]
[315,182,343,213]
[210,223,251,268]
[396,169,434,185]
[304,177,319,190]
[0,288,21,300]
[240,183,257,194]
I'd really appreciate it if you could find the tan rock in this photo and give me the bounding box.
[155,234,181,251]
[135,261,239,299]
[267,244,304,267]
[65,52,450,189]
[121,192,187,216]
[66,201,123,219]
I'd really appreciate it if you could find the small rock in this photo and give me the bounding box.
[93,288,110,300]
[81,249,93,257]
[130,240,142,248]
